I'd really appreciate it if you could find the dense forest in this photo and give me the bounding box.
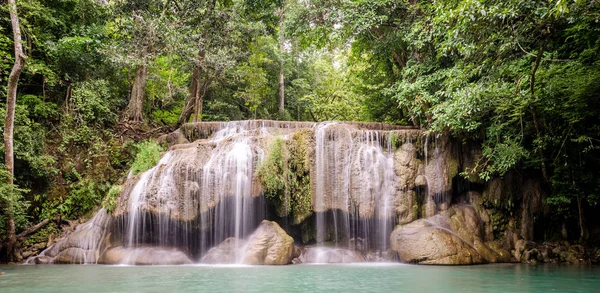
[1,0,599,262]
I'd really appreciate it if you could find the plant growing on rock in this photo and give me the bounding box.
[257,130,313,224]
[130,141,164,176]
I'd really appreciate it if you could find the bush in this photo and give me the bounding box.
[0,167,31,236]
[71,79,118,125]
[102,184,122,214]
[130,141,163,176]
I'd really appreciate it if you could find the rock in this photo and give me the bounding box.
[54,247,97,264]
[391,216,486,265]
[242,220,294,265]
[201,221,295,265]
[201,237,245,264]
[34,243,46,250]
[298,247,366,263]
[33,209,111,264]
[396,190,417,225]
[394,143,418,191]
[366,249,399,262]
[390,204,510,265]
[414,175,427,187]
[99,247,193,265]
[31,255,53,264]
[22,251,33,258]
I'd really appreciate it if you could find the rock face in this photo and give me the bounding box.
[242,220,295,265]
[201,221,295,265]
[391,204,512,265]
[513,240,590,264]
[98,247,193,265]
[26,209,110,264]
[297,247,366,263]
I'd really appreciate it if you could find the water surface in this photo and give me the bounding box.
[1,263,598,292]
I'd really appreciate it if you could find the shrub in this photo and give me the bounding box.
[130,141,163,176]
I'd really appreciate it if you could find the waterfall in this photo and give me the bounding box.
[120,121,269,262]
[31,120,435,265]
[313,123,397,257]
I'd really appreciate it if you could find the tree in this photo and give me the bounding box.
[107,1,175,123]
[277,2,286,115]
[4,0,26,262]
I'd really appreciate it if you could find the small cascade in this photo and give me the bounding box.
[313,123,397,258]
[119,121,273,262]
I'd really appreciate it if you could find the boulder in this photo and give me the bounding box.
[298,247,366,263]
[99,246,193,265]
[201,237,245,264]
[391,204,511,265]
[241,220,295,265]
[201,221,295,265]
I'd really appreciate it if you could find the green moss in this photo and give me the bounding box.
[257,130,313,224]
[257,137,290,216]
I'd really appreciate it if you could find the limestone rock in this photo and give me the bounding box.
[394,143,418,191]
[26,209,110,264]
[201,237,245,264]
[241,220,294,265]
[391,204,511,265]
[99,247,193,265]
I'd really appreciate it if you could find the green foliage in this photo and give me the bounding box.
[257,131,313,224]
[102,184,122,214]
[130,141,164,176]
[0,167,31,237]
[40,178,108,220]
[71,79,118,125]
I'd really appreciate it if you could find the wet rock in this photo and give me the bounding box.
[201,237,245,264]
[31,255,53,264]
[365,250,399,262]
[201,221,295,265]
[298,247,366,263]
[99,246,192,265]
[27,209,111,264]
[242,220,295,265]
[391,204,510,265]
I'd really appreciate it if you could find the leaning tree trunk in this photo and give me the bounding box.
[278,7,285,115]
[176,66,201,127]
[122,64,147,123]
[5,0,26,262]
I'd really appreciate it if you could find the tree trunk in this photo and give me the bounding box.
[177,66,201,127]
[278,8,285,115]
[193,73,203,122]
[577,195,587,243]
[5,0,26,262]
[122,64,147,123]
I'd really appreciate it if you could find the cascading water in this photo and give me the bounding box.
[313,123,398,259]
[30,120,440,265]
[120,121,270,263]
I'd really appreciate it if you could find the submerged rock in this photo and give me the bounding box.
[297,247,366,263]
[98,246,193,265]
[391,204,512,265]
